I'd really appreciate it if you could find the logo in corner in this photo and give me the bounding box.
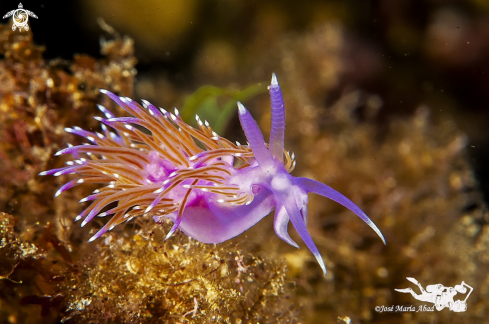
[396,277,473,312]
[2,3,38,32]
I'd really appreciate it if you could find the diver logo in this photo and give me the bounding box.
[395,277,473,312]
[2,3,38,32]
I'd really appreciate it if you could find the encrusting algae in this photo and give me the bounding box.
[63,220,297,323]
[0,212,297,323]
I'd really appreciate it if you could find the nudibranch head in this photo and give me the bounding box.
[41,74,385,275]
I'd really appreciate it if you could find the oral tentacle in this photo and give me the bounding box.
[278,192,327,276]
[273,204,299,248]
[297,177,386,244]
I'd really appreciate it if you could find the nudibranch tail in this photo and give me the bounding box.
[42,73,384,277]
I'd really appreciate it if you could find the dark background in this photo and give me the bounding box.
[2,0,488,201]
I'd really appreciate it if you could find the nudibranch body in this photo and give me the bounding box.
[41,74,385,275]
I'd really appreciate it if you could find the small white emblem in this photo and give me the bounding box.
[396,277,473,312]
[2,3,38,32]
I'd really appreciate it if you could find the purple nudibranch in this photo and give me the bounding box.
[40,74,385,275]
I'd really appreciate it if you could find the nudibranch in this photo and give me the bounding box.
[40,74,385,275]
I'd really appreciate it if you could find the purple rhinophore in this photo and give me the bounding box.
[41,73,385,275]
